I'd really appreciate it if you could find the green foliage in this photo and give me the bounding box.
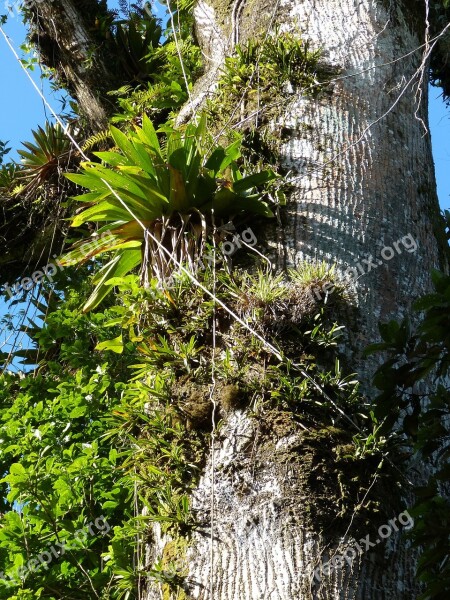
[113,9,163,83]
[219,31,323,98]
[82,129,112,153]
[0,273,206,598]
[368,269,450,599]
[241,270,287,304]
[0,289,135,597]
[207,29,327,134]
[0,140,11,166]
[110,38,202,124]
[0,162,16,191]
[0,249,391,598]
[352,411,390,459]
[289,260,337,284]
[108,2,202,125]
[61,114,278,311]
[89,267,356,436]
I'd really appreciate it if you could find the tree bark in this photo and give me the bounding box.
[25,0,121,130]
[144,1,449,599]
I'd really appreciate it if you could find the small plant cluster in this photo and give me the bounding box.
[218,31,323,98]
[0,122,76,209]
[15,122,73,199]
[0,140,10,166]
[0,122,77,289]
[109,35,202,127]
[207,29,328,136]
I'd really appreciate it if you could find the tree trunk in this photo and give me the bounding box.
[26,0,120,130]
[144,1,448,599]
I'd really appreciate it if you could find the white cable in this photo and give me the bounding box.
[167,0,194,112]
[209,213,217,599]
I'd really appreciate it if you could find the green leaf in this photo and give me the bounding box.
[232,169,278,193]
[83,249,141,312]
[378,320,400,344]
[140,114,162,157]
[70,201,131,227]
[95,335,124,354]
[205,139,242,175]
[93,151,131,168]
[206,188,274,218]
[110,126,146,167]
[69,405,87,418]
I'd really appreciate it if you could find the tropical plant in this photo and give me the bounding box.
[0,282,135,598]
[262,30,324,90]
[289,260,349,305]
[107,0,202,126]
[289,260,339,286]
[113,8,163,83]
[215,30,324,108]
[16,121,72,197]
[0,162,16,191]
[61,114,279,311]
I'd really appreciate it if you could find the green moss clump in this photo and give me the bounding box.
[161,538,189,600]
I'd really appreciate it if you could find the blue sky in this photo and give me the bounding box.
[429,89,450,210]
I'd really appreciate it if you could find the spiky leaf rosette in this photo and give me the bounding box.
[61,115,278,311]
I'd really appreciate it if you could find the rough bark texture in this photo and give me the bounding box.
[143,0,449,599]
[26,0,120,130]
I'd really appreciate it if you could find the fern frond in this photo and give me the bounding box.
[108,85,134,97]
[82,130,112,153]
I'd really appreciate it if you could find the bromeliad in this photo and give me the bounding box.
[61,114,281,311]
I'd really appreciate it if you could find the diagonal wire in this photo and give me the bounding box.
[167,0,194,112]
[208,211,217,598]
[287,20,450,184]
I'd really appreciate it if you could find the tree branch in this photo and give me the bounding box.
[25,0,123,130]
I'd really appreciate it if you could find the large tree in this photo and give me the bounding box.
[159,2,449,599]
[2,0,450,598]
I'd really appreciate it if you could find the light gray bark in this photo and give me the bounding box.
[144,1,448,598]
